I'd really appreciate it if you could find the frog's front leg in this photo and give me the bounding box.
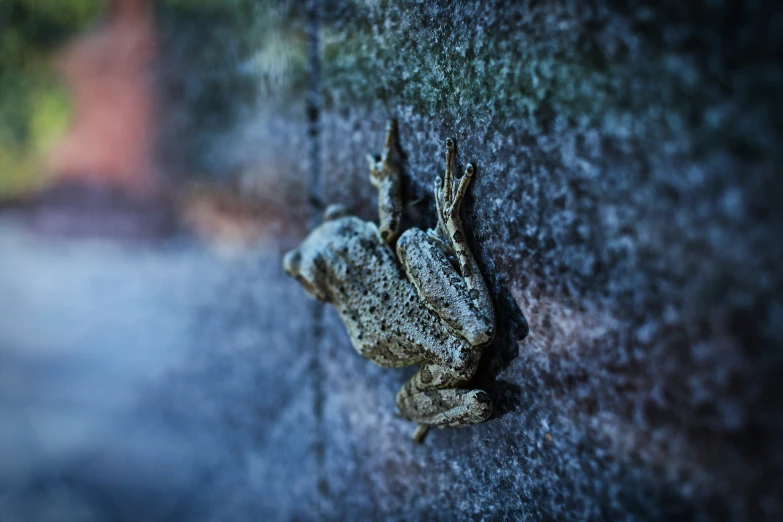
[366,120,403,243]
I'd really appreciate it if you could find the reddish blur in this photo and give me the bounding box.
[46,0,159,196]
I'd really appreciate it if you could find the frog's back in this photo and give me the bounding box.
[323,218,466,367]
[323,216,415,318]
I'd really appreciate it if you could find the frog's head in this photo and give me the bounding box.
[283,245,327,302]
[283,204,364,303]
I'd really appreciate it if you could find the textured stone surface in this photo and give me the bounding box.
[314,0,783,520]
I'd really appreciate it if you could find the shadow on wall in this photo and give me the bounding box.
[468,165,530,419]
[477,279,530,420]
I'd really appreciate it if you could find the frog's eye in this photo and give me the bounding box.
[324,204,350,221]
[282,250,302,275]
[446,138,455,149]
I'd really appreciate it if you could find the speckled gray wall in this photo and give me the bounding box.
[309,0,783,520]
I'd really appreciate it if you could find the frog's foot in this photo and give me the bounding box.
[382,119,398,162]
[426,229,456,260]
[367,120,403,243]
[434,138,475,238]
[366,119,399,185]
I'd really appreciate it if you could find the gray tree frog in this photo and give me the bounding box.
[283,121,495,441]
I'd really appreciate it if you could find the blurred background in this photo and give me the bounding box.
[0,0,310,239]
[2,1,782,521]
[1,1,317,520]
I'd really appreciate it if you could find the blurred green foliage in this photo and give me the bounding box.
[155,0,308,179]
[0,0,308,196]
[0,0,103,197]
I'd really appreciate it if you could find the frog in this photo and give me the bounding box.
[283,120,496,442]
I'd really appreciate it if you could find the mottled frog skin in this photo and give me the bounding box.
[283,121,495,441]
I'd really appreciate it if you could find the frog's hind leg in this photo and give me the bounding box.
[397,228,493,347]
[396,361,493,441]
[434,139,496,341]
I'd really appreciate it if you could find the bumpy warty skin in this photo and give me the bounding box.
[285,215,471,369]
[283,126,499,432]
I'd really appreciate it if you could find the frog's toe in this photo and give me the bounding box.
[452,163,475,208]
[383,119,398,159]
[324,204,350,221]
[462,389,493,424]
